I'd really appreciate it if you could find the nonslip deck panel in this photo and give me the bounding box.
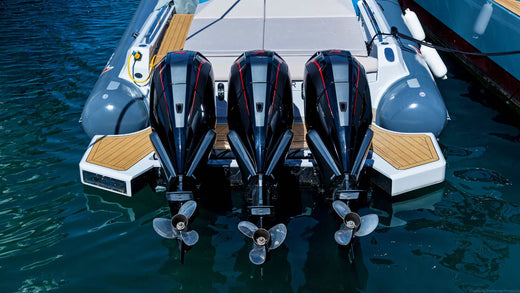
[291,123,308,149]
[494,0,520,16]
[85,123,438,171]
[214,123,308,150]
[86,122,306,171]
[156,14,194,62]
[371,126,439,170]
[86,128,154,171]
[215,124,230,150]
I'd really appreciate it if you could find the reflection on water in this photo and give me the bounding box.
[373,185,445,228]
[20,254,63,271]
[454,168,510,185]
[82,187,165,232]
[0,192,72,259]
[286,216,318,292]
[15,278,68,293]
[85,194,136,231]
[403,184,520,291]
[443,145,485,162]
[209,215,245,291]
[448,167,511,198]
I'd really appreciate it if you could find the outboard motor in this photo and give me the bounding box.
[149,51,216,259]
[304,50,378,248]
[228,51,291,265]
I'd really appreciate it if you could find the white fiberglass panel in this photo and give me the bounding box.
[264,0,367,56]
[184,0,264,56]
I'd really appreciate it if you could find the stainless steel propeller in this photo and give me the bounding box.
[332,200,378,246]
[153,200,199,246]
[238,221,287,265]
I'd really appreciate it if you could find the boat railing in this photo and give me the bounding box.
[119,3,176,88]
[145,4,172,44]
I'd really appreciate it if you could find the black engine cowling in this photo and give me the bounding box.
[227,51,293,214]
[304,50,373,195]
[149,51,216,194]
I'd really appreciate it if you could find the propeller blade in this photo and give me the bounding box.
[355,214,379,237]
[178,200,197,219]
[333,200,351,219]
[153,218,178,239]
[180,230,199,246]
[334,228,353,246]
[238,221,258,238]
[268,223,287,250]
[249,244,267,265]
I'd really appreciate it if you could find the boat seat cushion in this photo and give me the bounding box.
[184,0,264,55]
[184,0,372,78]
[207,55,378,81]
[264,0,367,57]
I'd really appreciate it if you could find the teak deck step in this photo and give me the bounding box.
[371,125,439,170]
[86,124,438,171]
[494,0,520,16]
[156,14,194,62]
[86,128,153,171]
[214,123,308,150]
[215,124,230,150]
[87,122,307,171]
[291,123,308,149]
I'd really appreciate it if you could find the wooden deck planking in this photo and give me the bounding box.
[215,124,230,150]
[494,0,520,16]
[86,128,154,171]
[89,131,153,170]
[85,122,438,171]
[214,123,308,150]
[100,134,144,163]
[291,123,308,149]
[380,134,422,164]
[156,14,194,62]
[410,136,436,157]
[99,138,152,169]
[373,130,419,168]
[404,136,430,156]
[371,126,439,170]
[374,132,417,165]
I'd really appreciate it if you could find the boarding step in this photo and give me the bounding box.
[370,124,445,196]
[214,122,308,150]
[79,125,445,197]
[79,128,160,196]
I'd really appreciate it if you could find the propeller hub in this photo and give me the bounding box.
[257,236,267,246]
[344,212,361,231]
[253,228,271,247]
[171,214,188,231]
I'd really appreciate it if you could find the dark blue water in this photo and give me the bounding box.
[1,1,520,292]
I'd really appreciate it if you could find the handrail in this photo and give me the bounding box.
[361,0,382,42]
[145,5,174,44]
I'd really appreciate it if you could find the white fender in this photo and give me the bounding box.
[474,2,493,36]
[402,8,425,41]
[420,45,448,79]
